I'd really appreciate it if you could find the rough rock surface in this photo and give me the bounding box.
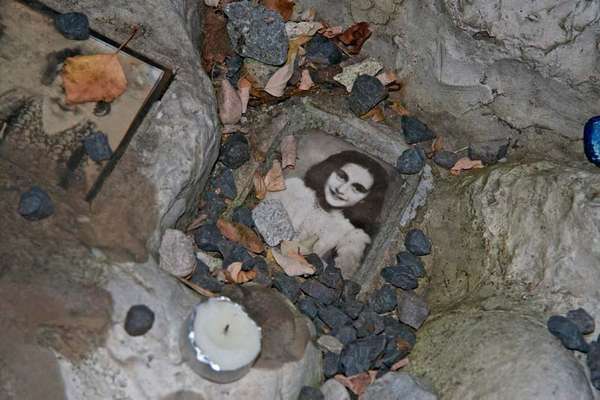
[362,372,437,400]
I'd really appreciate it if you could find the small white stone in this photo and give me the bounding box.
[159,229,196,277]
[317,335,344,354]
[321,379,350,400]
[334,58,384,92]
[195,250,223,272]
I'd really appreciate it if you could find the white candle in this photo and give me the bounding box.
[190,297,261,375]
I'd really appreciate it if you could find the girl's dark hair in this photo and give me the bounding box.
[304,150,389,236]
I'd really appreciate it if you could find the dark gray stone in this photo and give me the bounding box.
[124,305,155,336]
[396,251,425,278]
[341,300,364,320]
[566,308,595,335]
[397,291,429,330]
[370,285,398,314]
[342,280,361,301]
[252,257,272,286]
[18,186,54,221]
[405,229,432,256]
[432,151,460,170]
[219,241,252,267]
[354,309,385,338]
[220,133,250,169]
[396,148,425,175]
[272,272,301,302]
[381,338,408,367]
[297,297,319,319]
[225,54,244,87]
[333,325,358,346]
[383,317,417,348]
[305,35,343,65]
[323,351,341,378]
[318,305,352,330]
[301,280,338,305]
[54,12,90,40]
[381,266,418,290]
[587,342,600,390]
[340,335,386,376]
[201,191,226,222]
[319,266,344,290]
[189,267,223,293]
[347,74,387,116]
[224,1,288,66]
[298,386,324,400]
[468,139,510,165]
[547,315,589,353]
[83,132,112,161]
[193,223,224,252]
[362,372,438,400]
[232,206,254,228]
[305,254,325,275]
[212,168,237,199]
[401,116,436,144]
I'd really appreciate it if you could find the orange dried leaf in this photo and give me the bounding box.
[186,214,208,232]
[217,219,265,253]
[272,248,315,276]
[62,54,128,104]
[338,22,372,54]
[238,78,252,114]
[450,157,484,176]
[280,135,297,169]
[298,69,314,91]
[390,357,409,371]
[390,101,410,116]
[253,171,268,200]
[334,371,377,396]
[261,0,295,21]
[225,262,257,283]
[218,79,242,125]
[431,136,444,154]
[362,106,384,122]
[264,160,286,192]
[265,54,297,97]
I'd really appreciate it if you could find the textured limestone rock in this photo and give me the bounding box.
[159,229,197,277]
[362,372,437,400]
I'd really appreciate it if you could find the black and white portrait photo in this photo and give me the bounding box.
[267,132,393,277]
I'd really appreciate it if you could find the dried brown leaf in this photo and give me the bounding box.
[218,79,242,125]
[62,54,128,104]
[376,70,397,86]
[390,101,410,116]
[237,78,252,114]
[178,277,216,297]
[261,0,295,21]
[264,54,297,97]
[362,106,384,122]
[321,25,344,38]
[253,171,268,200]
[338,22,372,54]
[186,214,208,232]
[217,219,265,253]
[334,371,377,396]
[201,9,234,72]
[390,357,409,371]
[264,160,286,192]
[280,135,297,169]
[272,248,315,276]
[450,157,484,176]
[431,136,444,154]
[225,262,257,283]
[298,69,314,91]
[280,237,316,256]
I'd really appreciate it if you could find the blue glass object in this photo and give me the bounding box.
[584,116,600,166]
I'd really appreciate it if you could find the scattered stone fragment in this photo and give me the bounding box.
[380,338,408,367]
[340,335,386,376]
[401,116,436,144]
[83,131,112,161]
[370,285,398,314]
[189,265,224,293]
[196,250,223,271]
[323,351,341,378]
[18,186,54,221]
[383,317,416,348]
[318,335,345,354]
[320,379,350,400]
[232,206,254,228]
[341,300,364,320]
[347,74,387,116]
[224,1,288,66]
[566,308,595,335]
[220,133,250,169]
[310,65,343,85]
[343,280,361,301]
[468,139,509,165]
[302,280,338,305]
[354,309,384,337]
[201,191,227,222]
[298,297,319,319]
[319,266,344,290]
[225,54,244,86]
[272,272,301,302]
[212,168,237,199]
[305,35,343,65]
[251,257,272,286]
[381,266,418,290]
[433,151,460,170]
[405,228,432,256]
[319,305,352,330]
[333,325,358,346]
[242,59,280,89]
[298,386,324,400]
[54,12,90,40]
[158,229,196,277]
[306,253,325,275]
[547,315,590,353]
[587,342,600,390]
[397,291,429,330]
[396,251,425,278]
[361,372,438,400]
[334,58,383,92]
[194,223,224,252]
[124,305,155,336]
[252,199,295,246]
[219,241,253,267]
[396,147,425,175]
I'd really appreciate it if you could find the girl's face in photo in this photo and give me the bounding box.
[324,163,374,208]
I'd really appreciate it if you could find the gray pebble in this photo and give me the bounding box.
[567,308,595,335]
[401,116,436,144]
[432,151,459,170]
[252,199,295,246]
[18,186,54,221]
[396,148,425,175]
[468,139,509,165]
[347,74,387,116]
[405,228,432,256]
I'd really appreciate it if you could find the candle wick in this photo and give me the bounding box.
[224,324,230,335]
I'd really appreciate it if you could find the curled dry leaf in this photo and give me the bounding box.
[238,78,252,114]
[280,237,316,256]
[390,357,410,371]
[376,70,398,86]
[431,136,444,154]
[338,22,372,54]
[264,160,286,192]
[264,54,297,97]
[272,248,315,276]
[280,135,297,169]
[218,79,242,125]
[390,101,410,116]
[178,277,216,297]
[298,69,314,91]
[362,106,384,122]
[225,262,257,284]
[217,219,265,253]
[321,25,343,38]
[261,0,295,21]
[62,54,128,104]
[185,214,208,233]
[334,371,377,396]
[450,157,484,176]
[253,171,268,200]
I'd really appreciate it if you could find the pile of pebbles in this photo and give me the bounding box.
[547,308,600,390]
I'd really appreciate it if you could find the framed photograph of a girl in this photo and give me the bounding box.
[267,131,395,277]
